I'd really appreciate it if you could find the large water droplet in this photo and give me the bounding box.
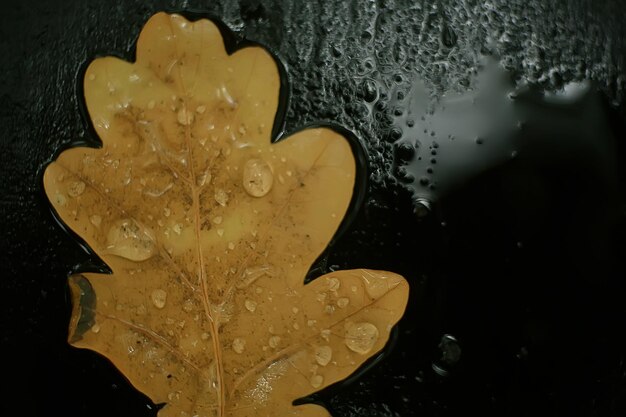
[243,158,273,197]
[106,219,156,261]
[345,322,379,354]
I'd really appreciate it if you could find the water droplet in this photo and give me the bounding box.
[227,242,235,250]
[243,158,273,197]
[151,289,167,309]
[310,374,324,388]
[441,24,457,48]
[142,166,174,197]
[292,307,299,314]
[413,198,432,219]
[196,105,206,114]
[88,73,96,81]
[360,79,378,103]
[212,216,223,224]
[232,338,246,354]
[268,335,281,348]
[439,334,461,365]
[345,322,379,354]
[182,300,194,312]
[327,277,340,291]
[217,228,224,237]
[196,171,211,187]
[91,324,101,333]
[214,189,229,206]
[336,297,350,308]
[177,108,194,125]
[68,181,86,197]
[90,215,102,227]
[394,142,415,163]
[314,346,332,366]
[106,219,155,261]
[245,300,257,312]
[320,329,331,341]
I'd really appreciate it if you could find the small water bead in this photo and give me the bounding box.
[244,300,257,312]
[320,329,331,341]
[327,277,340,291]
[151,289,167,309]
[268,336,281,348]
[90,324,101,334]
[106,219,156,261]
[314,346,332,366]
[177,108,194,125]
[67,181,86,197]
[345,322,379,354]
[242,158,273,197]
[232,338,246,354]
[336,297,350,308]
[182,300,194,313]
[361,270,397,298]
[142,166,174,197]
[90,215,102,227]
[196,171,211,187]
[214,189,228,206]
[310,374,324,388]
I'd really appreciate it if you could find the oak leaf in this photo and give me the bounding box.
[43,12,409,417]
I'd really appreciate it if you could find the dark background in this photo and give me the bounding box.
[2,1,626,416]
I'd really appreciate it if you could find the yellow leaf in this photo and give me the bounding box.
[43,12,409,417]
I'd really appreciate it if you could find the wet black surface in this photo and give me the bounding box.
[2,1,626,416]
